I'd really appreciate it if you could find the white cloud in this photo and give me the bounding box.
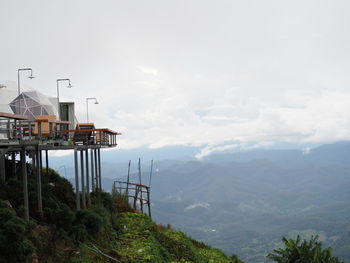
[184,202,210,211]
[138,66,158,76]
[195,144,239,160]
[2,0,350,156]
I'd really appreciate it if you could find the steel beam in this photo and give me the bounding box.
[21,147,29,220]
[74,149,80,210]
[80,150,86,209]
[98,148,102,190]
[94,149,98,190]
[85,149,90,206]
[36,148,43,217]
[91,148,95,191]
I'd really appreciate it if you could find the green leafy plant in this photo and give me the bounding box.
[267,235,343,263]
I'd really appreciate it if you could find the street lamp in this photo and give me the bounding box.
[56,79,72,120]
[86,97,99,123]
[17,68,35,115]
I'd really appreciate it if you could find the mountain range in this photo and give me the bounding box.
[66,141,350,263]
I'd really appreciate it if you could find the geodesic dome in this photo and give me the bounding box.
[10,90,58,120]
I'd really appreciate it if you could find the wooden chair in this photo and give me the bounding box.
[33,115,57,137]
[73,123,95,145]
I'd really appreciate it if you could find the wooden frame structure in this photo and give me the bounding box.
[112,180,151,217]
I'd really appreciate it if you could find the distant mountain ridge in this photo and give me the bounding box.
[67,141,350,262]
[148,141,350,263]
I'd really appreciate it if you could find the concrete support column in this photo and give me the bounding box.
[98,148,102,190]
[91,149,95,191]
[21,148,29,220]
[80,150,86,209]
[94,149,98,190]
[85,149,90,206]
[36,148,43,217]
[74,149,80,210]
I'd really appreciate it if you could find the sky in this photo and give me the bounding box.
[1,0,350,158]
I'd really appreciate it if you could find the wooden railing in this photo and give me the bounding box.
[0,112,120,147]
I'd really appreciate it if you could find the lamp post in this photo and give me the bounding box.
[17,68,35,115]
[86,97,98,123]
[56,79,72,120]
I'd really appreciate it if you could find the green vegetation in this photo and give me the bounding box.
[0,200,34,263]
[0,166,242,262]
[267,235,343,263]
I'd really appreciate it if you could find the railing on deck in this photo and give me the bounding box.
[0,112,120,147]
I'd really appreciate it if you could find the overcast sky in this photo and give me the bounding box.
[1,0,350,157]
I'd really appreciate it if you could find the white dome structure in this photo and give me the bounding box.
[9,90,58,120]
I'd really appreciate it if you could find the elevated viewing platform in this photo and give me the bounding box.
[0,112,121,152]
[0,111,121,219]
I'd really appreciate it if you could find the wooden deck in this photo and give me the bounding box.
[0,113,121,151]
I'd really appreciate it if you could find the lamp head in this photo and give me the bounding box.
[28,72,35,79]
[68,83,72,88]
[94,100,99,104]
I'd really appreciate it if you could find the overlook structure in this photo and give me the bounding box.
[0,83,121,219]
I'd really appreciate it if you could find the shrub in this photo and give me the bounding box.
[0,201,34,262]
[75,210,104,237]
[90,191,115,212]
[45,203,75,231]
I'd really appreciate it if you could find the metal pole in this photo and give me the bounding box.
[86,98,89,123]
[36,148,43,217]
[94,149,98,190]
[149,160,153,187]
[17,70,21,114]
[85,149,90,206]
[74,149,80,210]
[56,80,60,120]
[17,68,34,116]
[138,158,143,212]
[98,148,102,190]
[126,160,131,195]
[80,150,86,209]
[91,149,95,191]
[21,147,29,220]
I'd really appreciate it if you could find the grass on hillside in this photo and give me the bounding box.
[0,165,242,263]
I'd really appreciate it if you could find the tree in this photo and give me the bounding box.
[267,235,343,263]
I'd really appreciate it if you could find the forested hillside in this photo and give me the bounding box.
[0,167,241,263]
